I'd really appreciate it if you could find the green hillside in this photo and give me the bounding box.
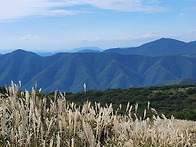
[61,84,196,120]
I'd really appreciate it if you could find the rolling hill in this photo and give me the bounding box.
[104,38,196,56]
[0,49,196,93]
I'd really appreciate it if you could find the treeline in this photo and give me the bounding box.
[1,84,196,120]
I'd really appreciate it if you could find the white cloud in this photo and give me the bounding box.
[21,34,39,40]
[82,0,166,13]
[0,0,167,21]
[179,12,185,16]
[0,0,67,21]
[145,0,160,4]
[42,9,76,16]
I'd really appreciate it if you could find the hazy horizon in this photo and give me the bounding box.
[0,37,196,54]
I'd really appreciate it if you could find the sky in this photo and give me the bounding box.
[0,0,196,53]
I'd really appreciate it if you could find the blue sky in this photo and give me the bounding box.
[0,0,196,53]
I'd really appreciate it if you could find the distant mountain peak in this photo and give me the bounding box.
[13,49,27,53]
[104,38,196,56]
[158,37,180,41]
[71,47,102,53]
[78,49,102,53]
[10,49,40,57]
[140,38,185,46]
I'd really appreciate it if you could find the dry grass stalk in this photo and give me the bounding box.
[0,83,196,146]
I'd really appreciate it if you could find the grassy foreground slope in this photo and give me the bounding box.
[0,84,196,146]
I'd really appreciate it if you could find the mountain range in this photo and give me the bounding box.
[0,38,196,93]
[104,38,196,56]
[35,47,102,56]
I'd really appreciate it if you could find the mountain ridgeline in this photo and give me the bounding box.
[0,38,196,93]
[104,38,196,56]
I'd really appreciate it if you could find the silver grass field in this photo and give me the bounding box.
[0,83,196,146]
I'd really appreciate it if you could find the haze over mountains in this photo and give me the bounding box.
[0,38,196,93]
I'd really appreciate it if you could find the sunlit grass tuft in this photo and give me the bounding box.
[0,82,196,146]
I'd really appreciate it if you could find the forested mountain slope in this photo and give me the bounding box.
[0,49,196,92]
